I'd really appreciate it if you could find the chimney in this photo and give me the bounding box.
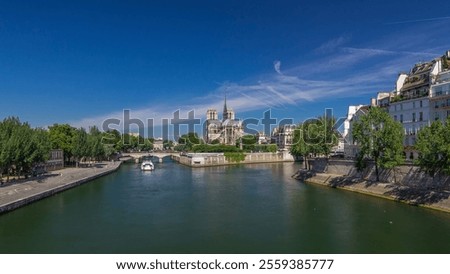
[370,98,377,107]
[447,50,450,59]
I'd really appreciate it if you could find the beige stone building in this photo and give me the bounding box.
[204,97,244,145]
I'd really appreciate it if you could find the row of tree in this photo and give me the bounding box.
[0,117,51,180]
[175,133,278,153]
[0,118,162,180]
[48,125,161,166]
[352,108,450,179]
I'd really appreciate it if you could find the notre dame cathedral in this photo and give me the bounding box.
[204,97,244,145]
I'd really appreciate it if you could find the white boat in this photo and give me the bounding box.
[141,160,155,171]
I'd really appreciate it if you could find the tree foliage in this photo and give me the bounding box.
[352,107,404,181]
[48,124,76,164]
[290,116,339,169]
[192,144,240,153]
[415,118,450,176]
[0,117,50,180]
[176,133,203,151]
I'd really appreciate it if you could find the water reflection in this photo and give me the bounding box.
[0,161,449,253]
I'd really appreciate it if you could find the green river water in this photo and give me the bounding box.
[0,160,449,253]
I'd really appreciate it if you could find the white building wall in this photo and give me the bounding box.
[388,98,430,151]
[430,70,450,122]
[396,73,408,92]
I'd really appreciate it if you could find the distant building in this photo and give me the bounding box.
[256,132,270,144]
[344,105,370,158]
[129,132,141,137]
[271,124,296,150]
[153,138,164,151]
[45,149,64,171]
[204,97,244,145]
[430,61,450,123]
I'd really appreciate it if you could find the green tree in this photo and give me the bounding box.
[48,124,76,164]
[178,133,202,151]
[101,130,120,158]
[163,140,174,150]
[0,117,50,180]
[0,117,22,180]
[88,126,105,162]
[29,128,51,168]
[290,116,339,170]
[415,118,450,176]
[138,138,154,152]
[72,128,89,167]
[353,107,404,181]
[210,139,220,145]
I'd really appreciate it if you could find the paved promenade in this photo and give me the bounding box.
[295,171,450,214]
[0,161,121,214]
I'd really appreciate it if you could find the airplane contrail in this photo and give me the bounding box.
[385,16,450,25]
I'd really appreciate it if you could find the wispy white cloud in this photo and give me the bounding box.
[273,60,282,75]
[385,16,450,25]
[315,35,351,54]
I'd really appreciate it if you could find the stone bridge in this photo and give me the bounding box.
[120,152,178,163]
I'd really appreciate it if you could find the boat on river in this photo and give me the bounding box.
[141,160,155,171]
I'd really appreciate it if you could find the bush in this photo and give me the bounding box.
[224,152,246,163]
[192,144,240,153]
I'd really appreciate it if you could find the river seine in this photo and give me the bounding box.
[0,160,449,253]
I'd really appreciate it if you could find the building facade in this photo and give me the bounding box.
[345,50,450,160]
[343,105,369,158]
[204,97,244,145]
[45,149,64,171]
[271,124,296,150]
[430,68,450,123]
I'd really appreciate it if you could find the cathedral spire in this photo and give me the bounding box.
[223,94,228,115]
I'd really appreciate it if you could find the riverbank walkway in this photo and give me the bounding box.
[0,161,121,214]
[298,172,450,213]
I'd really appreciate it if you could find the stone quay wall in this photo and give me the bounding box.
[0,162,122,215]
[308,158,450,188]
[172,152,295,167]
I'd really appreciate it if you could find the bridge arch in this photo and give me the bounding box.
[120,152,178,163]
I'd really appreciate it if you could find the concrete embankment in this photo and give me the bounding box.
[172,152,295,167]
[293,159,450,214]
[0,161,122,214]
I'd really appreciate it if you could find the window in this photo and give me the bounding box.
[400,114,403,123]
[412,113,416,122]
[394,115,397,121]
[420,100,423,108]
[435,112,440,121]
[400,104,403,110]
[413,102,416,108]
[419,112,423,121]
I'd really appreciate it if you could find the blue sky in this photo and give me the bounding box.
[1,0,450,137]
